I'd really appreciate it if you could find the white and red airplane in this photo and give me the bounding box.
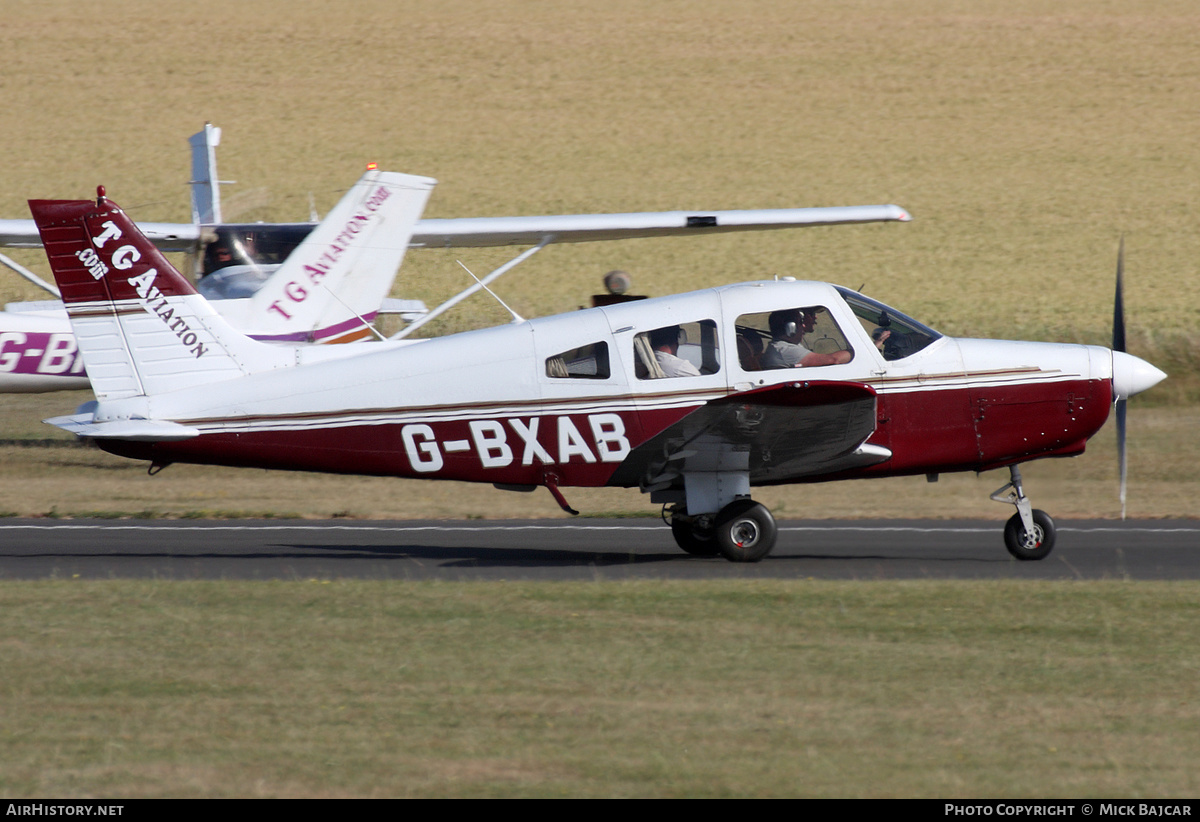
[31,187,1164,562]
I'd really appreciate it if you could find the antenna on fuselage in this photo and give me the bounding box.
[457,260,525,324]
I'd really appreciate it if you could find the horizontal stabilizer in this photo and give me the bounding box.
[45,413,199,441]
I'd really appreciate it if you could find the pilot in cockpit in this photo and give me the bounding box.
[762,309,852,369]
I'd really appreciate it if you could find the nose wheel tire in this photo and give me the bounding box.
[1004,509,1056,561]
[715,500,777,563]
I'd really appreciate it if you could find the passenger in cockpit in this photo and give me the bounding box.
[650,325,701,378]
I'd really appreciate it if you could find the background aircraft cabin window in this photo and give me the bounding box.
[201,226,311,276]
[634,320,720,379]
[835,287,942,362]
[546,341,611,379]
[197,225,314,300]
[735,306,853,370]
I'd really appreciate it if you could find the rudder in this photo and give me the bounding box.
[30,188,290,401]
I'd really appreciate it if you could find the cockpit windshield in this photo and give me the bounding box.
[201,225,313,277]
[835,287,942,361]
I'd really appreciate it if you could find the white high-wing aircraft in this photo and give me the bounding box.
[33,188,1164,562]
[0,169,434,391]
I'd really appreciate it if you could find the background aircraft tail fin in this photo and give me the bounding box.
[187,123,224,225]
[244,170,436,343]
[29,190,291,401]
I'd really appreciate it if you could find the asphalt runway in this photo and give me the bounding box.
[0,518,1196,580]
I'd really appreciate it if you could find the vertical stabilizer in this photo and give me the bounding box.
[30,191,291,401]
[188,123,224,225]
[243,170,436,343]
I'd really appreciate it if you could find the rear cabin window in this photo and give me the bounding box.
[735,306,853,371]
[546,341,611,379]
[634,320,720,380]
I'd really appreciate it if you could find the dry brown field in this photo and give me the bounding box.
[1,0,1196,518]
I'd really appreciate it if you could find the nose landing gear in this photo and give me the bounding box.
[991,464,1056,561]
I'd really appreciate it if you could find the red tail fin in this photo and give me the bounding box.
[29,188,197,307]
[30,188,290,401]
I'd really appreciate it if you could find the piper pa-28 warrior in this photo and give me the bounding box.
[31,187,1165,562]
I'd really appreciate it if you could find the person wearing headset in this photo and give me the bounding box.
[761,308,852,369]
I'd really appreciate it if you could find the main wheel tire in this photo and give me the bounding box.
[715,500,777,563]
[1004,509,1056,561]
[670,510,720,557]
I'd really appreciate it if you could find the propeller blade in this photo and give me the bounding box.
[1117,398,1127,520]
[1114,235,1127,519]
[1113,235,1126,353]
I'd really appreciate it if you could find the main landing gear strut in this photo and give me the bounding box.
[668,499,779,563]
[991,464,1056,561]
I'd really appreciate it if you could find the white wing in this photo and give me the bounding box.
[409,205,910,248]
[4,204,909,252]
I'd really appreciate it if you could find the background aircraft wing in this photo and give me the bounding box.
[609,380,891,490]
[4,204,907,254]
[1,218,201,252]
[409,205,910,248]
[0,219,53,249]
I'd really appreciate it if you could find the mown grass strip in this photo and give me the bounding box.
[2,579,1197,797]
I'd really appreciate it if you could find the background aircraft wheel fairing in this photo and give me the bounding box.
[1003,509,1056,561]
[714,499,778,563]
[669,508,721,557]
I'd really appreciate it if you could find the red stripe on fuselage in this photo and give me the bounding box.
[96,376,1113,488]
[98,405,691,488]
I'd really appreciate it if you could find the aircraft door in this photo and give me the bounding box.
[527,310,646,489]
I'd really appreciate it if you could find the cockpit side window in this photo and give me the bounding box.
[201,226,312,276]
[546,341,611,379]
[836,288,942,361]
[634,320,720,380]
[736,306,853,370]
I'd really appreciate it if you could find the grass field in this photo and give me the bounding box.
[1,1,1198,798]
[3,580,1199,798]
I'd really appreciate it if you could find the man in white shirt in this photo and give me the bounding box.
[650,326,701,378]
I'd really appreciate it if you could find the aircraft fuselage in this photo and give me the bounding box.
[93,280,1119,493]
